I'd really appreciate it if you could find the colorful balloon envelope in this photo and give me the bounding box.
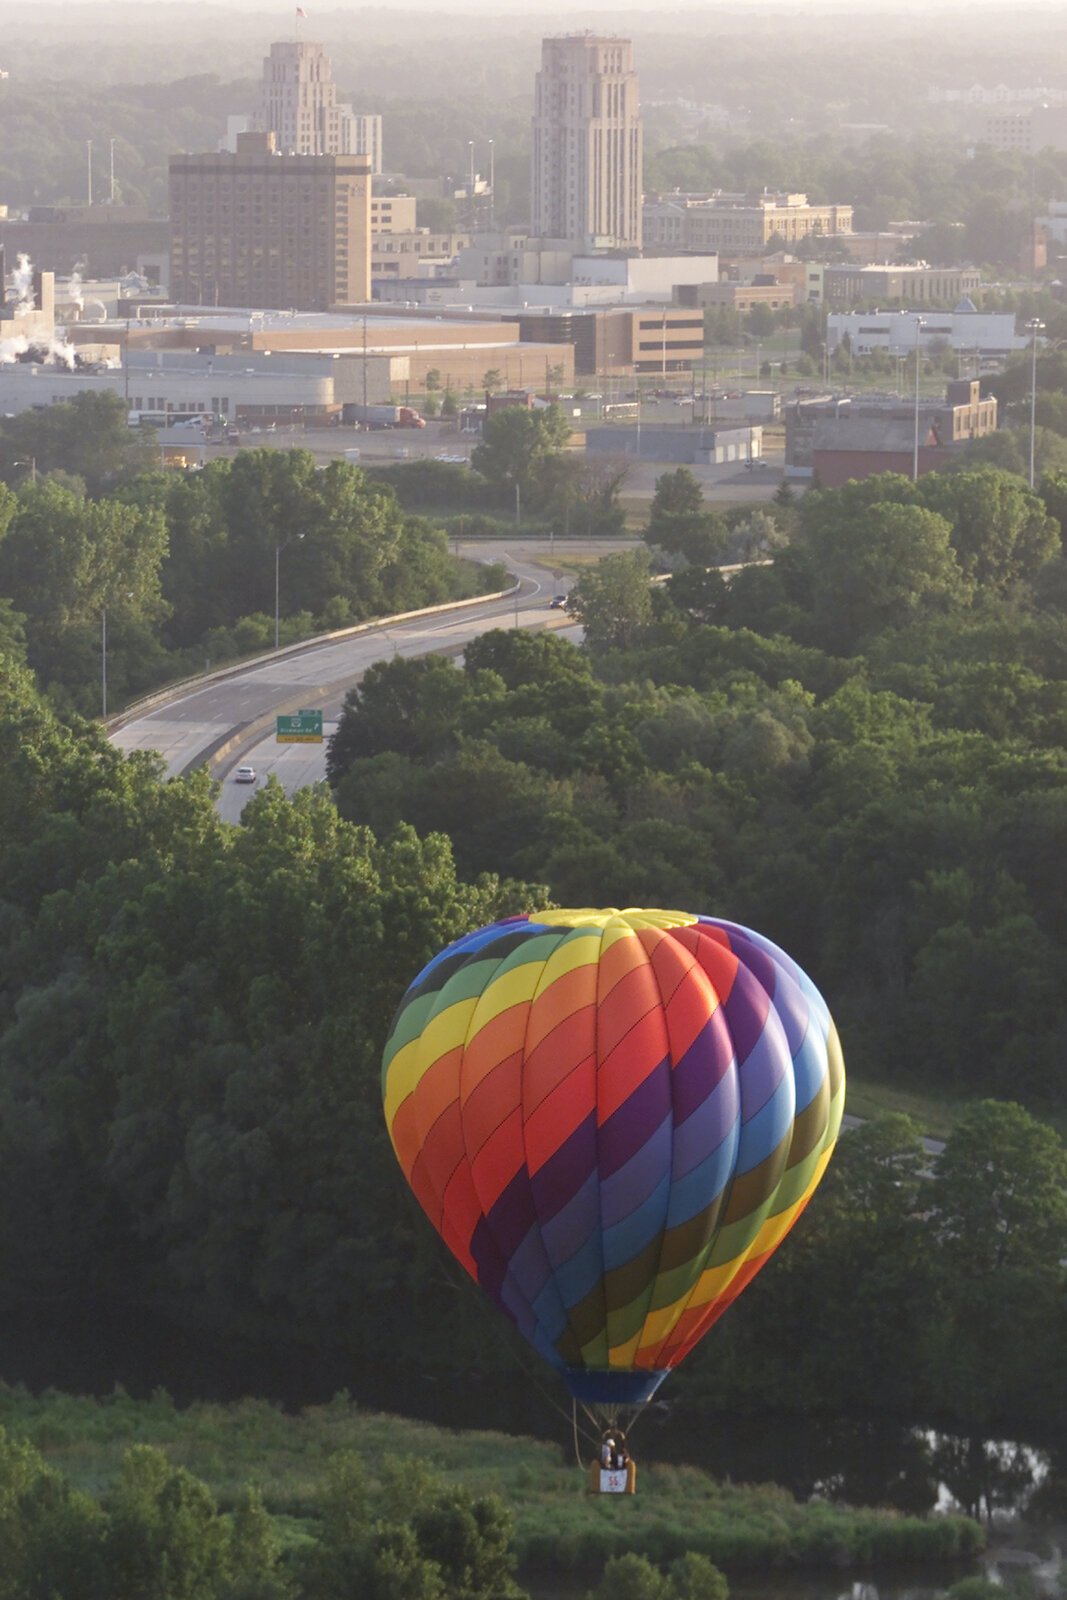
[382,908,844,1410]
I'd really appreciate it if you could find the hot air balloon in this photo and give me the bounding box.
[381,907,844,1480]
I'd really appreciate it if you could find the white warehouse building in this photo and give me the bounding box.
[827,304,1029,361]
[0,350,394,424]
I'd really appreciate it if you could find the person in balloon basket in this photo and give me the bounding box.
[600,1436,615,1469]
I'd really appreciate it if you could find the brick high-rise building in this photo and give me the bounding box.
[531,35,642,251]
[169,132,371,310]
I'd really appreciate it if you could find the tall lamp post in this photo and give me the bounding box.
[1026,317,1045,489]
[102,591,134,718]
[274,532,305,650]
[101,608,108,720]
[912,315,927,482]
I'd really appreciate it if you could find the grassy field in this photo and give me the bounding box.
[842,1076,1067,1142]
[840,1079,966,1140]
[0,1387,982,1579]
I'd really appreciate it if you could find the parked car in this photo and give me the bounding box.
[234,765,257,784]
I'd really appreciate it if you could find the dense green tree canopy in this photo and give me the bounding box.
[644,469,728,567]
[470,405,572,507]
[0,394,157,496]
[5,444,1067,1443]
[566,550,656,653]
[0,445,499,714]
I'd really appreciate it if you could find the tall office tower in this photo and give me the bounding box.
[169,133,371,310]
[349,113,383,176]
[251,42,381,168]
[531,35,642,251]
[258,40,356,156]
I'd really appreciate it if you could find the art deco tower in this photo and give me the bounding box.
[531,35,642,251]
[259,40,354,157]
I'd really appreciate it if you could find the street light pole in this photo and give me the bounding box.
[101,608,107,719]
[912,315,927,482]
[635,367,641,458]
[1027,317,1045,489]
[274,533,305,649]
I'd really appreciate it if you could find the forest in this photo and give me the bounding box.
[329,463,1067,1109]
[1,421,1067,1459]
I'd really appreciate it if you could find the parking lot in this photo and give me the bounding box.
[199,410,784,504]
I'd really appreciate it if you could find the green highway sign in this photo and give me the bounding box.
[276,709,324,743]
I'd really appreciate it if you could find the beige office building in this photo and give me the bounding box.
[169,132,371,310]
[644,193,852,254]
[983,106,1067,154]
[372,230,469,277]
[370,193,418,233]
[822,264,983,305]
[532,35,642,251]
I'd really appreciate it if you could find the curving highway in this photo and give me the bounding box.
[110,540,598,820]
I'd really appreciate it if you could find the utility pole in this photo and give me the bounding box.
[87,140,93,206]
[912,316,927,482]
[1027,317,1045,489]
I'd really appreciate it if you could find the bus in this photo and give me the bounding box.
[602,402,639,422]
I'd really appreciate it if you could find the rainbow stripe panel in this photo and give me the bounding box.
[382,908,845,1406]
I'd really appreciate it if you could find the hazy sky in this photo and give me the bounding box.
[35,0,1067,8]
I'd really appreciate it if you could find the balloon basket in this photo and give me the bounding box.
[587,1457,637,1495]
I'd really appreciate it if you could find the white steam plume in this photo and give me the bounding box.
[45,335,77,370]
[68,261,86,312]
[12,254,34,313]
[0,335,30,364]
